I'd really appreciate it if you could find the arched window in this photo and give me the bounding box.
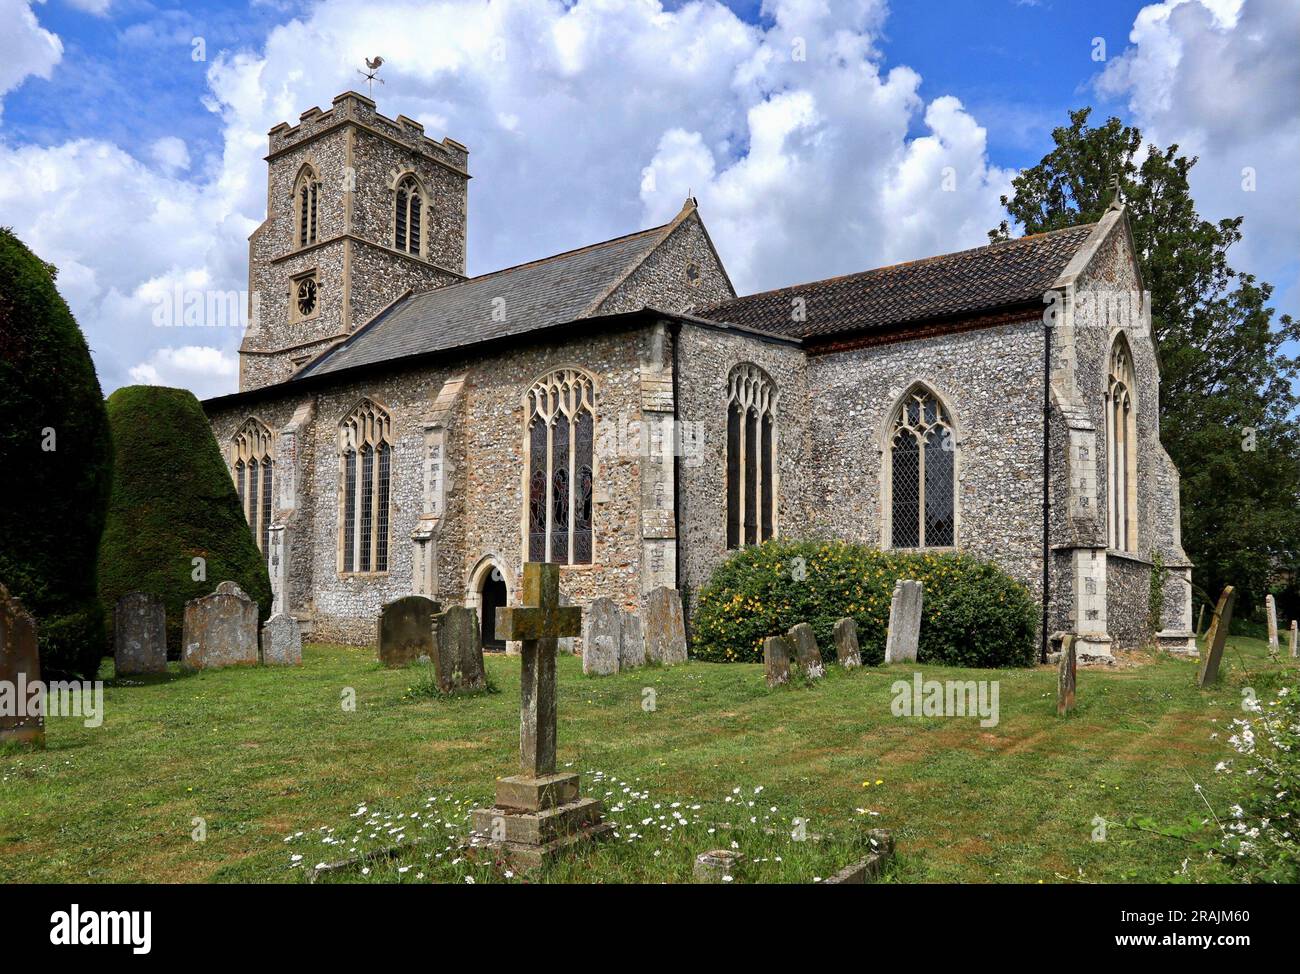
[725,364,777,548]
[525,369,595,565]
[293,166,320,248]
[888,386,955,549]
[1107,335,1138,551]
[394,174,423,256]
[339,400,393,574]
[232,418,274,558]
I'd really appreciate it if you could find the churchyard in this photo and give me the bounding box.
[1,628,1287,884]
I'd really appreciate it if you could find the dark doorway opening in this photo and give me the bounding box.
[480,571,507,651]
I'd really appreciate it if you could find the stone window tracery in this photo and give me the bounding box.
[394,174,423,256]
[888,386,955,549]
[1107,335,1138,552]
[339,399,392,574]
[294,165,320,249]
[525,369,594,565]
[726,364,777,549]
[232,418,274,559]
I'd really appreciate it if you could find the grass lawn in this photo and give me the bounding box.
[1,633,1293,883]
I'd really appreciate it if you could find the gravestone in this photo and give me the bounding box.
[1265,594,1279,650]
[833,617,861,668]
[763,635,790,687]
[645,586,687,666]
[1198,585,1236,687]
[434,605,486,692]
[884,580,923,663]
[787,623,822,676]
[0,584,43,745]
[1290,620,1297,659]
[377,595,439,668]
[182,588,259,670]
[470,563,612,868]
[619,609,645,671]
[261,612,302,666]
[582,598,621,676]
[215,580,247,599]
[1057,634,1077,716]
[693,849,743,883]
[114,592,167,675]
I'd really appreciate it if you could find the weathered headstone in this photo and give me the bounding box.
[377,595,439,668]
[693,849,743,883]
[620,609,645,671]
[884,580,923,663]
[1198,585,1236,687]
[1057,634,1077,716]
[833,617,861,668]
[1265,594,1279,650]
[0,584,43,745]
[763,635,790,687]
[645,586,687,666]
[1290,619,1297,659]
[787,622,823,676]
[434,605,486,692]
[114,592,167,675]
[182,588,259,670]
[215,580,247,599]
[582,598,621,676]
[261,612,302,666]
[471,563,612,868]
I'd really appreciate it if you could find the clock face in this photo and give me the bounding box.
[296,278,317,316]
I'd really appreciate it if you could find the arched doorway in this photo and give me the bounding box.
[480,571,507,651]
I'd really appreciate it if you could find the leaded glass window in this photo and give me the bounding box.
[231,418,274,563]
[339,400,393,574]
[725,364,778,549]
[524,369,595,565]
[889,387,955,549]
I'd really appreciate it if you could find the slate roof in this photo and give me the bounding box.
[295,221,673,379]
[699,222,1098,342]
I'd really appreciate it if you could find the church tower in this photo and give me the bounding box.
[240,91,469,390]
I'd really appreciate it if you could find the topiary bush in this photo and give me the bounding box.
[692,539,1038,668]
[97,385,272,656]
[0,228,113,680]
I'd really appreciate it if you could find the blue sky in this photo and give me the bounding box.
[1,0,1295,397]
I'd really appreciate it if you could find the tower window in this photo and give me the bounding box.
[394,175,423,256]
[293,166,320,249]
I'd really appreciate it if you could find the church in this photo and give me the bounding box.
[203,91,1196,657]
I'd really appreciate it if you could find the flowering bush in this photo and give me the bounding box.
[692,539,1037,667]
[1214,684,1300,882]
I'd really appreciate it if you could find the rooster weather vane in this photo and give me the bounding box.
[359,56,385,98]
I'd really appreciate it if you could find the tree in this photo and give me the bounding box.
[992,109,1300,616]
[97,386,273,656]
[0,228,114,680]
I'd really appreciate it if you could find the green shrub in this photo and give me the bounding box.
[0,228,113,680]
[97,386,272,655]
[692,539,1038,668]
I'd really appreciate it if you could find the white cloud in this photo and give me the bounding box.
[0,0,62,102]
[128,346,240,399]
[149,136,191,175]
[64,0,113,15]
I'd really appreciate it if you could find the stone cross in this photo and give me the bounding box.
[496,563,582,778]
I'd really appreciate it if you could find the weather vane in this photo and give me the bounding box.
[359,56,385,98]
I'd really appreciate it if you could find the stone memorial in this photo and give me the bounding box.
[1057,634,1077,716]
[620,609,645,671]
[763,635,790,687]
[1198,585,1236,687]
[1290,620,1297,659]
[884,580,923,663]
[261,612,302,666]
[182,587,259,670]
[377,595,439,668]
[1265,594,1279,650]
[693,849,743,883]
[645,586,687,666]
[582,598,621,676]
[787,622,822,675]
[0,584,43,745]
[833,617,861,668]
[114,592,167,675]
[215,580,247,598]
[434,605,486,692]
[470,563,612,868]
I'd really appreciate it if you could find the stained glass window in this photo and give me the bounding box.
[528,415,547,561]
[725,364,778,549]
[574,408,593,564]
[524,369,595,565]
[890,387,954,548]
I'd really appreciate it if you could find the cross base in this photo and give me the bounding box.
[468,772,613,869]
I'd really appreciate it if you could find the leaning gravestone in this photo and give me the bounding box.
[884,580,923,663]
[434,605,486,692]
[582,598,621,676]
[377,596,440,668]
[182,587,259,670]
[1057,634,1077,716]
[114,591,167,675]
[764,635,791,688]
[0,584,43,745]
[1265,594,1279,650]
[1198,585,1236,687]
[620,610,645,671]
[261,612,302,666]
[645,586,687,666]
[833,617,861,668]
[787,623,823,676]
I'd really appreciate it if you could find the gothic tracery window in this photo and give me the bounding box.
[339,399,393,574]
[1107,335,1138,552]
[889,386,955,549]
[294,166,320,249]
[232,418,274,559]
[726,364,777,549]
[526,369,594,565]
[394,175,423,256]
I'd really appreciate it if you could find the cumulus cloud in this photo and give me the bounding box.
[128,346,240,399]
[149,136,191,175]
[0,0,62,103]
